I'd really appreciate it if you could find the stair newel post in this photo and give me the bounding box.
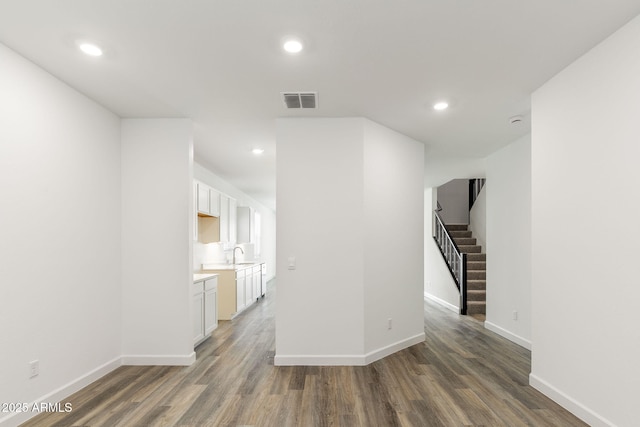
[460,252,467,315]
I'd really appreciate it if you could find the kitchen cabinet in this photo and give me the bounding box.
[219,194,237,244]
[236,268,246,312]
[203,262,265,320]
[219,195,230,242]
[229,197,237,244]
[193,274,218,347]
[192,282,205,346]
[196,181,221,217]
[204,278,218,335]
[251,265,261,302]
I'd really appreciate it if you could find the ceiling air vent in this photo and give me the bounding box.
[281,92,318,109]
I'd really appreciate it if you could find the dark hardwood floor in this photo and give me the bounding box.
[22,282,587,426]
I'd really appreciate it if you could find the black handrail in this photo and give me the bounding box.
[433,210,467,315]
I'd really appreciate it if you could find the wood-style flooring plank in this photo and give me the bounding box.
[21,281,588,427]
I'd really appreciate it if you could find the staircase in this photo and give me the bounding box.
[446,224,486,316]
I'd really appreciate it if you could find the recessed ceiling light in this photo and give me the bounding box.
[79,43,103,57]
[283,39,303,54]
[433,101,449,111]
[252,148,265,155]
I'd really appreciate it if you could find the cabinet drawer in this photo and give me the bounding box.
[192,282,204,295]
[204,277,218,291]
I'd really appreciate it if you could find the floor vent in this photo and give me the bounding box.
[281,92,317,109]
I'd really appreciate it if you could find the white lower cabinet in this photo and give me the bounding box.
[192,282,205,346]
[193,275,218,347]
[244,267,254,307]
[204,279,218,335]
[251,265,260,302]
[236,269,246,312]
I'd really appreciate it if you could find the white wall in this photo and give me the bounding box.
[468,185,486,251]
[484,135,531,349]
[424,187,461,311]
[436,179,469,224]
[0,43,122,426]
[193,163,276,281]
[276,118,365,363]
[363,120,425,356]
[531,15,640,427]
[121,119,194,365]
[275,118,424,365]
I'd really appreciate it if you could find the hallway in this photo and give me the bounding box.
[23,282,586,426]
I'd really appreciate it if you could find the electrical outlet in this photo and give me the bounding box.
[513,311,518,321]
[387,318,392,330]
[29,360,39,378]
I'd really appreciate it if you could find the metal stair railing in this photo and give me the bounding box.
[433,210,467,315]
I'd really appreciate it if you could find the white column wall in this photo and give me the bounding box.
[484,135,531,349]
[531,14,640,427]
[0,43,122,426]
[275,118,424,365]
[275,118,366,363]
[363,120,425,357]
[121,119,194,365]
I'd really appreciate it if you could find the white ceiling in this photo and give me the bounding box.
[1,1,639,211]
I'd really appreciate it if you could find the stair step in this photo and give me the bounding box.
[454,237,477,246]
[468,261,486,270]
[467,290,486,301]
[467,253,486,262]
[458,245,481,253]
[467,279,486,291]
[446,224,468,231]
[467,301,486,315]
[449,230,472,238]
[467,270,486,280]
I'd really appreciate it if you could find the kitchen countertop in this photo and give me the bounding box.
[201,261,264,271]
[193,273,219,283]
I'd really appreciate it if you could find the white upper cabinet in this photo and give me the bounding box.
[209,188,221,217]
[229,197,237,244]
[219,195,230,242]
[218,194,237,244]
[196,181,221,217]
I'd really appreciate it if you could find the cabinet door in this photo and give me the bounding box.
[197,182,210,215]
[253,266,260,301]
[229,198,237,245]
[209,189,221,217]
[193,292,205,345]
[219,195,230,243]
[204,280,218,335]
[245,268,254,305]
[236,270,246,312]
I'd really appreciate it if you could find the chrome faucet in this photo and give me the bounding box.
[232,246,244,264]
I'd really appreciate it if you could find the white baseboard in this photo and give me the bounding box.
[364,333,425,365]
[0,350,198,427]
[274,333,425,366]
[529,373,614,427]
[121,352,196,366]
[0,357,122,427]
[484,321,532,350]
[424,292,459,313]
